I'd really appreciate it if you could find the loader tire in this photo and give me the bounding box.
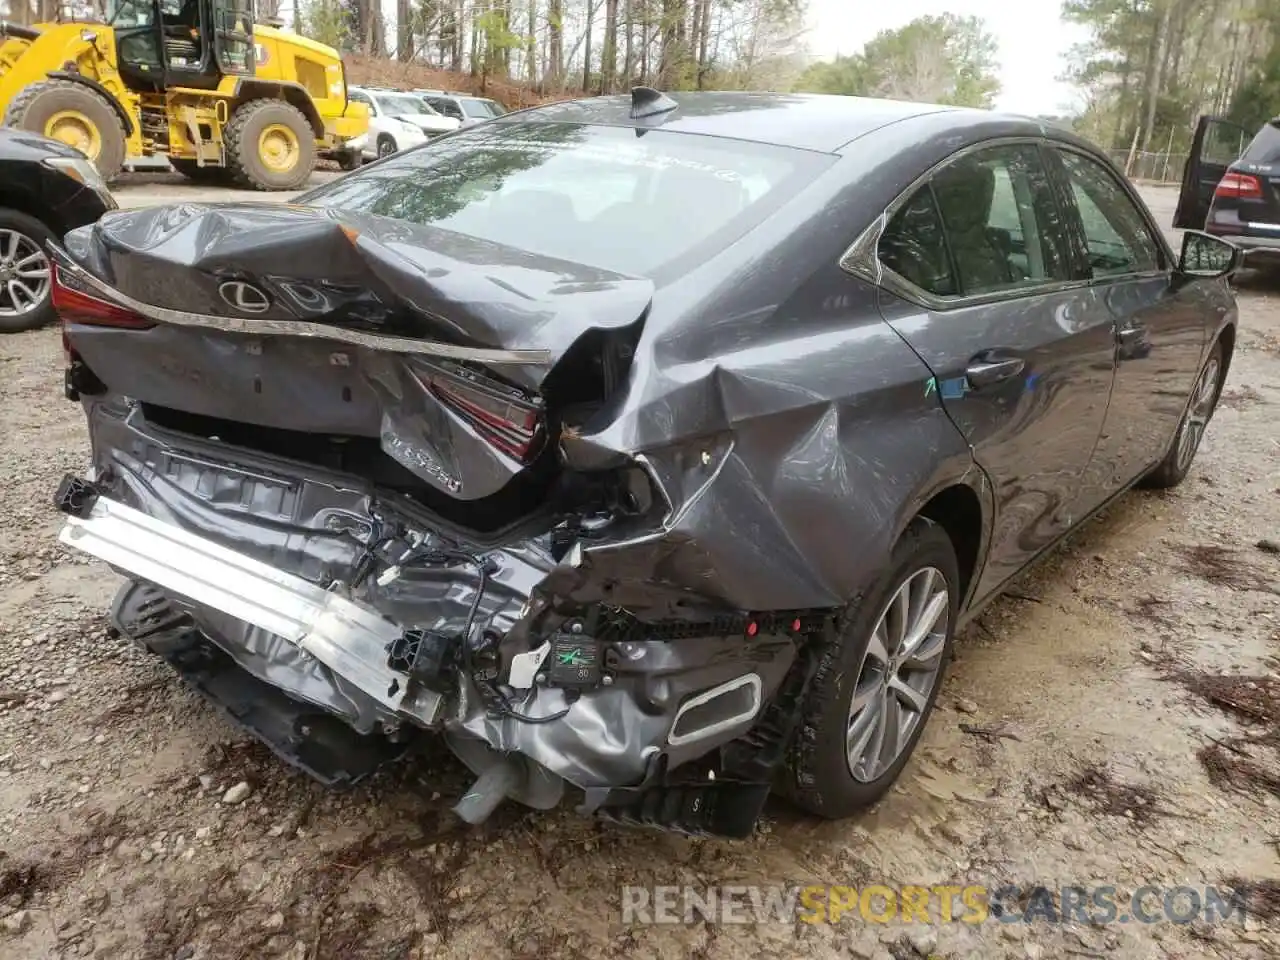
[3,80,127,182]
[224,99,315,191]
[168,157,235,184]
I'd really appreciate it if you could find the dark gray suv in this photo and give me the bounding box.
[50,90,1237,837]
[1175,113,1280,263]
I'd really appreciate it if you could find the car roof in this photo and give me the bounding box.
[509,91,974,153]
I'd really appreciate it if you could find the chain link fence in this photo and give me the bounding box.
[1106,150,1190,185]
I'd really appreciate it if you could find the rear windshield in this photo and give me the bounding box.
[300,121,829,276]
[1241,122,1280,165]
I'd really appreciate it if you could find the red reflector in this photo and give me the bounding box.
[746,621,758,637]
[1214,172,1263,199]
[792,618,801,631]
[52,264,152,329]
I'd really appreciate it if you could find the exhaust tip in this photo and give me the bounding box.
[667,673,763,747]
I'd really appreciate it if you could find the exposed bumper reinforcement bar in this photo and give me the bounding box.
[58,488,445,726]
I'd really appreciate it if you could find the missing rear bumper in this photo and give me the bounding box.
[59,489,444,727]
[58,459,824,836]
[113,582,407,785]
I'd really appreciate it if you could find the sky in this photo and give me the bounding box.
[804,0,1093,116]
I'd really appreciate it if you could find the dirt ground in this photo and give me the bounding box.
[0,184,1277,960]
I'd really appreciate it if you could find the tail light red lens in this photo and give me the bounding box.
[415,363,544,461]
[52,263,153,329]
[1214,172,1263,199]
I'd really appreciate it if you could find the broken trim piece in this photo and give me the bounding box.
[48,245,553,366]
[57,492,445,725]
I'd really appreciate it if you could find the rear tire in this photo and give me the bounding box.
[3,80,128,181]
[337,150,362,171]
[0,208,56,333]
[375,134,397,159]
[224,99,315,191]
[782,518,958,819]
[1139,339,1226,489]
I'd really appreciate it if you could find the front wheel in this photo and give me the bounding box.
[1139,340,1226,490]
[376,135,397,159]
[0,209,55,333]
[3,79,128,182]
[782,518,958,819]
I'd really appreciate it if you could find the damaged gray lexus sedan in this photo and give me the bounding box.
[49,89,1238,837]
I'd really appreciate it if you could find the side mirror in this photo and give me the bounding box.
[1178,230,1241,278]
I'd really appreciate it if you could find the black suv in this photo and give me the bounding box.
[0,127,117,332]
[1175,115,1280,262]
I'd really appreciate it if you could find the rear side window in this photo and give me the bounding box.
[878,143,1073,298]
[878,190,956,297]
[435,99,465,121]
[1241,122,1280,165]
[461,99,502,119]
[1055,150,1163,277]
[300,121,830,277]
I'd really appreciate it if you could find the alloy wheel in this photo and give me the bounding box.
[1176,355,1220,472]
[846,566,949,783]
[0,229,51,318]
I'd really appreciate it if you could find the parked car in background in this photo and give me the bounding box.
[0,127,115,332]
[414,89,508,127]
[50,91,1238,838]
[346,87,460,161]
[1175,114,1280,264]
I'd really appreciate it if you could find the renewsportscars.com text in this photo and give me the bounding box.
[620,883,1248,926]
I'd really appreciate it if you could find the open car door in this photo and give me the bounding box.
[1174,115,1252,229]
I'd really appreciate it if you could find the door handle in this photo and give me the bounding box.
[965,354,1025,389]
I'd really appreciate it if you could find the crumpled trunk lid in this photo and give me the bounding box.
[57,203,652,508]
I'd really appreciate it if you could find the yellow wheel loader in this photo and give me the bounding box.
[0,1,368,190]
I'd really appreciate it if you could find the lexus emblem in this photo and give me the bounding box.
[218,280,270,314]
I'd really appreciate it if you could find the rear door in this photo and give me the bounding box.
[1173,116,1251,229]
[870,140,1117,602]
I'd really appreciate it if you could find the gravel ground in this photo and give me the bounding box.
[0,184,1278,960]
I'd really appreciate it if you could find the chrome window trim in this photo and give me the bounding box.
[841,134,1176,309]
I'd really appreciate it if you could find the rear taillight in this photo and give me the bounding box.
[415,363,544,461]
[52,263,153,329]
[1214,172,1263,199]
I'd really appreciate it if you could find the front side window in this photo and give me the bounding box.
[1055,149,1163,277]
[298,121,830,278]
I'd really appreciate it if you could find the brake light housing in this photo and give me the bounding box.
[414,361,545,462]
[1214,171,1263,199]
[52,262,153,329]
